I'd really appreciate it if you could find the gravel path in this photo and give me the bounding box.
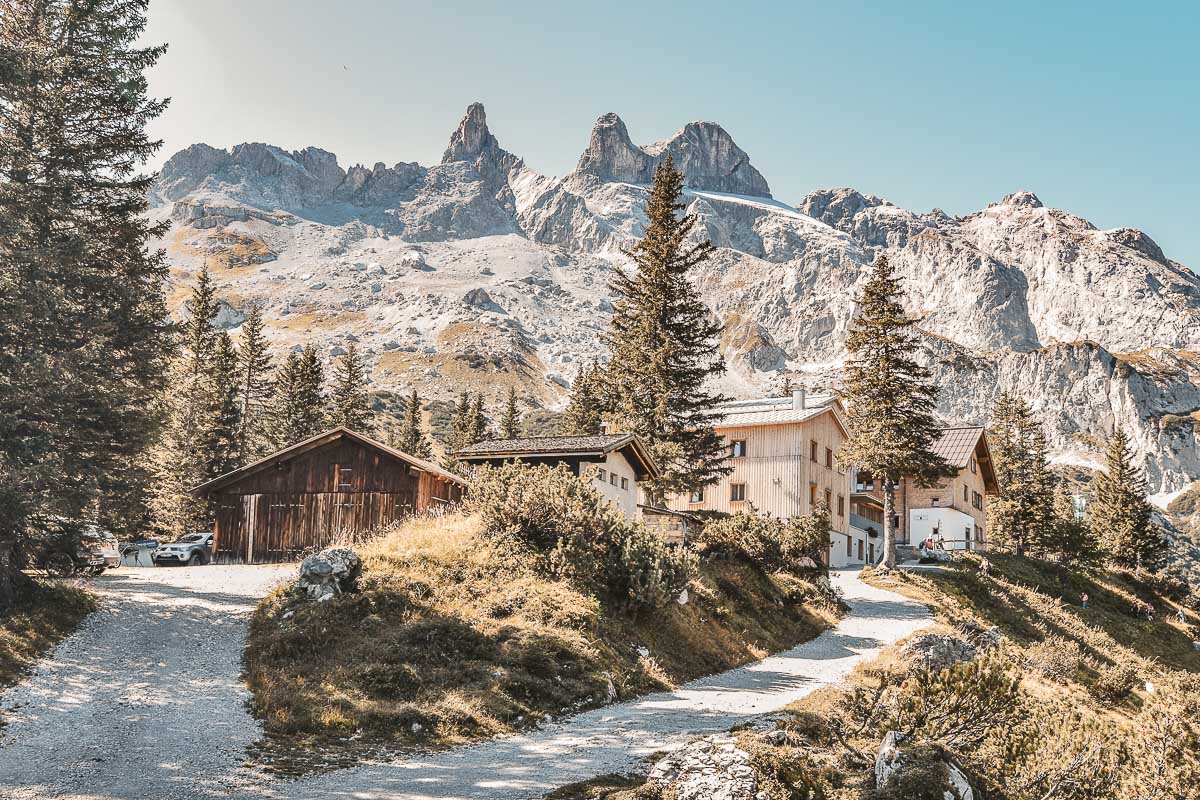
[0,565,292,800]
[0,567,929,800]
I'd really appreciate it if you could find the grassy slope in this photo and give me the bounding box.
[552,553,1200,800]
[1,579,96,690]
[244,513,838,769]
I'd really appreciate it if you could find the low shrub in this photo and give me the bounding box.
[694,507,829,572]
[1087,662,1140,704]
[465,463,696,612]
[1023,635,1083,683]
[883,655,1022,750]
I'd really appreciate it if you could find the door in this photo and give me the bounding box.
[243,494,261,562]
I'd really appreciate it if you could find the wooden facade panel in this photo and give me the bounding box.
[220,440,424,495]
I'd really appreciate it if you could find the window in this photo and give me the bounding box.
[837,494,845,516]
[963,484,969,502]
[824,488,832,512]
[970,457,977,474]
[731,483,746,502]
[809,484,817,506]
[931,497,940,507]
[610,473,618,486]
[620,477,629,490]
[690,488,705,503]
[825,447,833,468]
[810,440,818,462]
[857,540,864,561]
[730,439,747,458]
[597,468,606,482]
[972,491,983,510]
[846,535,852,557]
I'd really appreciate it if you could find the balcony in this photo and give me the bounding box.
[850,512,882,536]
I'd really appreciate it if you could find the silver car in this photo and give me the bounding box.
[152,532,213,566]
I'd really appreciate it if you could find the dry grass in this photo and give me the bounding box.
[243,512,837,769]
[1,578,96,690]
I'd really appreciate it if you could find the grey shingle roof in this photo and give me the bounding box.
[453,433,635,457]
[931,426,985,468]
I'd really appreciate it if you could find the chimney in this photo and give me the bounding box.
[791,388,806,410]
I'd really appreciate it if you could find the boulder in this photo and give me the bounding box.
[647,735,761,800]
[298,547,362,601]
[900,633,977,673]
[875,731,975,799]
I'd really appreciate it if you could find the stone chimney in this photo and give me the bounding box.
[792,388,806,410]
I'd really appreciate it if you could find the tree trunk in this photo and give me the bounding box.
[881,476,898,569]
[0,539,16,609]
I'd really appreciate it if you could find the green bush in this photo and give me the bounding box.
[1023,635,1083,683]
[883,655,1022,750]
[465,463,696,612]
[694,507,829,572]
[1087,662,1139,705]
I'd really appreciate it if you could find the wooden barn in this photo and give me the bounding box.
[192,426,466,563]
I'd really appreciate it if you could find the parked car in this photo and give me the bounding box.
[152,532,214,566]
[16,518,111,577]
[83,526,122,571]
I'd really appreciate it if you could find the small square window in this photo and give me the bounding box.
[597,468,607,482]
[730,439,747,458]
[690,488,705,503]
[610,473,618,486]
[932,497,940,507]
[731,483,746,502]
[620,477,629,490]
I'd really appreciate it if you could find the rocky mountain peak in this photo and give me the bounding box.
[999,190,1043,209]
[572,114,770,198]
[574,112,654,184]
[442,102,499,164]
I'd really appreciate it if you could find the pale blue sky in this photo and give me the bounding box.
[144,0,1199,268]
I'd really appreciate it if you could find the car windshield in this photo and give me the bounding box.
[176,534,206,544]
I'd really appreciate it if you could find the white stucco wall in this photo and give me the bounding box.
[908,507,979,551]
[830,524,877,568]
[584,451,640,521]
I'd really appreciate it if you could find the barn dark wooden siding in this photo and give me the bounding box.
[209,438,462,563]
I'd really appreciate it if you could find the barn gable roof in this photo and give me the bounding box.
[191,426,465,497]
[452,432,661,480]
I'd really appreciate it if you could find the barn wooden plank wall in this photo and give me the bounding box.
[209,436,463,563]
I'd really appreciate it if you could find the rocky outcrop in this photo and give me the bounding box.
[574,113,771,198]
[298,547,362,601]
[900,634,978,673]
[875,732,975,799]
[646,735,760,800]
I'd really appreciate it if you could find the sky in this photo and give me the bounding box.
[144,0,1200,268]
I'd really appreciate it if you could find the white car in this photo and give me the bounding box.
[152,532,214,566]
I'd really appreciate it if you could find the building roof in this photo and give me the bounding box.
[191,426,465,497]
[931,426,986,468]
[453,433,660,480]
[712,393,846,432]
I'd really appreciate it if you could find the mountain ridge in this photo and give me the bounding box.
[147,103,1200,492]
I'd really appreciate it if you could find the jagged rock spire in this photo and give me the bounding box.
[442,102,500,164]
[575,112,655,183]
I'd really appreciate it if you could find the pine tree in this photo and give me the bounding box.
[393,389,432,459]
[328,342,373,433]
[603,155,731,499]
[442,391,473,471]
[149,271,224,536]
[499,387,521,439]
[201,331,242,479]
[1051,484,1100,565]
[560,361,606,436]
[987,392,1055,556]
[1090,428,1163,571]
[270,345,327,447]
[469,393,490,443]
[235,304,273,463]
[839,255,951,569]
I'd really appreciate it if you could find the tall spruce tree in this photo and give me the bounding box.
[442,391,474,471]
[1090,428,1163,571]
[560,361,606,436]
[201,331,242,479]
[499,387,521,439]
[839,255,950,569]
[0,0,171,594]
[149,271,224,536]
[603,155,730,499]
[392,388,432,459]
[987,392,1055,555]
[270,345,326,447]
[235,304,273,463]
[469,393,489,443]
[1051,484,1100,565]
[328,341,372,433]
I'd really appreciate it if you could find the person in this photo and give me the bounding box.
[979,557,991,577]
[1177,608,1188,625]
[1145,603,1155,622]
[1080,591,1089,610]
